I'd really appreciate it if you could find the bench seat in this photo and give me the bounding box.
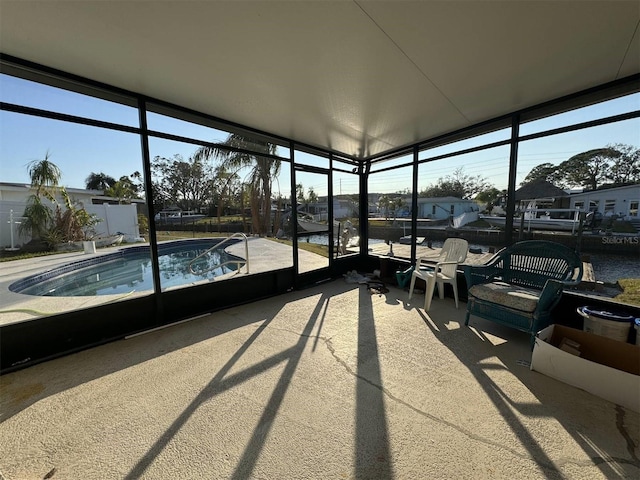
[468,281,540,313]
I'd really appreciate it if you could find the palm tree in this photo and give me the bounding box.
[194,134,280,235]
[19,152,62,241]
[85,172,116,191]
[105,176,140,204]
[27,151,61,200]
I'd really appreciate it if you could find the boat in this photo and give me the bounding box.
[93,234,124,248]
[297,217,337,234]
[480,208,594,233]
[478,197,599,233]
[297,217,359,248]
[479,215,579,232]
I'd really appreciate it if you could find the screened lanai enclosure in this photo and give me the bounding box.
[0,1,639,371]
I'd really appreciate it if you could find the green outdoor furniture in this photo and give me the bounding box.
[463,240,583,347]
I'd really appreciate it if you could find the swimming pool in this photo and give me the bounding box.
[9,239,243,297]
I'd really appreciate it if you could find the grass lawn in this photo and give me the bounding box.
[0,250,62,263]
[268,237,330,257]
[155,231,228,241]
[616,279,640,306]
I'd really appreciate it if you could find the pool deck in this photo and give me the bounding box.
[1,279,638,479]
[0,238,328,325]
[1,237,600,326]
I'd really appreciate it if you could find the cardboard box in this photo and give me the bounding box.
[531,324,640,412]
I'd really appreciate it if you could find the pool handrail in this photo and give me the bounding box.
[188,232,250,276]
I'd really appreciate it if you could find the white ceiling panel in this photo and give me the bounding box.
[360,1,640,122]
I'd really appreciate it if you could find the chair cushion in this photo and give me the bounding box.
[469,281,540,313]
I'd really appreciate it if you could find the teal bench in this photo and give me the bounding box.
[463,240,583,347]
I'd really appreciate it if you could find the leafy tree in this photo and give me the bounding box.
[150,179,170,214]
[521,144,639,190]
[151,154,213,212]
[137,214,149,237]
[378,194,405,225]
[520,163,565,187]
[105,176,140,204]
[85,172,116,191]
[419,168,490,199]
[306,187,318,204]
[420,181,464,199]
[608,143,639,184]
[475,187,504,212]
[297,183,310,213]
[210,165,241,224]
[296,184,318,212]
[559,147,621,190]
[296,183,305,203]
[194,134,280,235]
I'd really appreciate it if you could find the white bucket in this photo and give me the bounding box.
[577,306,632,343]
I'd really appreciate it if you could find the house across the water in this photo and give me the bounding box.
[417,197,479,221]
[569,184,639,220]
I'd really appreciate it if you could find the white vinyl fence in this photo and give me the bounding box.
[1,201,141,249]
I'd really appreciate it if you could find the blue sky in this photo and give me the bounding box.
[1,73,638,197]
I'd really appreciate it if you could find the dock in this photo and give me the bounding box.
[367,242,596,289]
[367,242,494,266]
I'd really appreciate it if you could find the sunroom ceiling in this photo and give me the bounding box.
[1,1,638,159]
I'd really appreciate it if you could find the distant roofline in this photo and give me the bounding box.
[0,182,145,203]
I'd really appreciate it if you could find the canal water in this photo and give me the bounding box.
[589,253,640,284]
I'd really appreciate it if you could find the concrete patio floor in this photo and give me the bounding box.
[1,280,638,479]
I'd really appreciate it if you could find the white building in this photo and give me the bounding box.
[304,196,356,221]
[417,197,479,220]
[0,182,143,249]
[569,184,639,219]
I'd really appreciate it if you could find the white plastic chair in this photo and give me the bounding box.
[408,238,468,310]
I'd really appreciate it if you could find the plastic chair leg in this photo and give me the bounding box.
[453,283,459,309]
[408,274,416,299]
[424,275,437,311]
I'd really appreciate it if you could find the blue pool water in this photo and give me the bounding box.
[10,239,242,297]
